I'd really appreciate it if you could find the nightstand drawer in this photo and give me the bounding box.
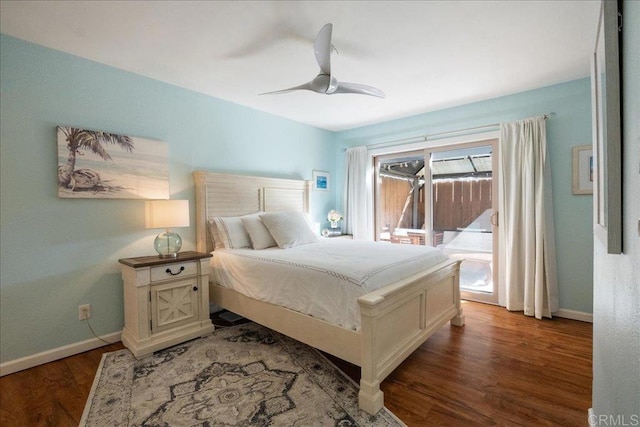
[150,260,198,282]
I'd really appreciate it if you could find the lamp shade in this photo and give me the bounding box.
[145,200,190,229]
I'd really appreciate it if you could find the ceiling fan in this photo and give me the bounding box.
[260,23,385,98]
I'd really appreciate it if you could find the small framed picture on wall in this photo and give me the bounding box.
[312,170,330,191]
[572,145,593,195]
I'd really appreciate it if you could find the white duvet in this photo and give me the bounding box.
[210,239,448,330]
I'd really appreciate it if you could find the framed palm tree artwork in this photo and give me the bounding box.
[57,126,170,199]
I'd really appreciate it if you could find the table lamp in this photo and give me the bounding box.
[145,200,190,258]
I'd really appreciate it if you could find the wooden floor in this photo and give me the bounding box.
[382,302,591,426]
[0,302,592,426]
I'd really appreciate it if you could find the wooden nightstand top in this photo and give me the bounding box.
[325,234,353,239]
[118,251,212,268]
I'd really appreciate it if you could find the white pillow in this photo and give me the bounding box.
[259,211,318,248]
[241,214,277,250]
[207,219,225,250]
[212,215,252,249]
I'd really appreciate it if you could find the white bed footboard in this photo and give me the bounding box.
[358,259,463,414]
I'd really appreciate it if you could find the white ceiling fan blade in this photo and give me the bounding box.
[259,82,315,95]
[314,23,332,75]
[333,81,386,98]
[259,79,325,95]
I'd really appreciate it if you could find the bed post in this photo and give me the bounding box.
[451,305,465,326]
[450,260,465,326]
[358,306,384,415]
[193,171,208,254]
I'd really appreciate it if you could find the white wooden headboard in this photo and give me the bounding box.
[193,171,311,253]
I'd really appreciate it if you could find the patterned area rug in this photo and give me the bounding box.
[81,323,404,426]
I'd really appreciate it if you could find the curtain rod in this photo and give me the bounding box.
[343,113,555,152]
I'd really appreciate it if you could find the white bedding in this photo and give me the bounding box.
[210,239,448,330]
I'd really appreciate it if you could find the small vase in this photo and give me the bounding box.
[330,221,338,229]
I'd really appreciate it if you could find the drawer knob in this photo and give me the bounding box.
[193,286,198,291]
[165,266,185,276]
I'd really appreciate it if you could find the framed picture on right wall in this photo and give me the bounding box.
[572,145,593,195]
[591,0,622,254]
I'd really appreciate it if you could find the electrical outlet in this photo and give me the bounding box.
[78,304,91,321]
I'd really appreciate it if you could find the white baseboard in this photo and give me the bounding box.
[554,308,593,323]
[0,330,122,377]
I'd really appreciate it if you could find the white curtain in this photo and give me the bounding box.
[343,146,373,240]
[500,116,559,319]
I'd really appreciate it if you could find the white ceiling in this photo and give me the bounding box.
[0,1,600,132]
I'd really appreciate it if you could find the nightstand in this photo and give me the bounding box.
[118,251,215,358]
[325,234,353,240]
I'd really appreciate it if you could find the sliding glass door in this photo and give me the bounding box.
[374,139,499,304]
[426,140,498,304]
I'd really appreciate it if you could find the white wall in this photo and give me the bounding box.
[591,0,640,422]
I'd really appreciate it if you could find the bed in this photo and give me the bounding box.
[194,171,464,414]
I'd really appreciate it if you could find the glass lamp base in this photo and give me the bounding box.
[154,230,182,258]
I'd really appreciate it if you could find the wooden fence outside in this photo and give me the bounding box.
[379,176,492,232]
[433,178,492,231]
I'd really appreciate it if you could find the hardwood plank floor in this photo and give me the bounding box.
[384,302,592,426]
[329,301,592,426]
[0,302,592,426]
[0,342,124,427]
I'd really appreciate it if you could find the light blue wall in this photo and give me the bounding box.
[0,35,336,363]
[335,78,594,314]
